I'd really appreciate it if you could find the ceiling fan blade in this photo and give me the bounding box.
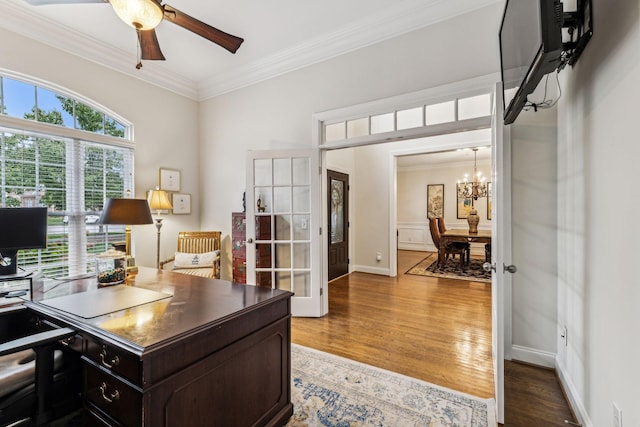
[23,0,105,5]
[138,29,166,61]
[162,5,244,54]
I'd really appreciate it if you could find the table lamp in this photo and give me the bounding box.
[99,198,153,275]
[147,187,173,268]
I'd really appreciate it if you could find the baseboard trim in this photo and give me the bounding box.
[511,345,556,368]
[353,265,391,276]
[555,359,593,427]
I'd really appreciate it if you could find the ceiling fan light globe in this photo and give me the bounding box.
[110,0,163,30]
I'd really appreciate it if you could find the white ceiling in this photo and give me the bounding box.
[1,0,502,100]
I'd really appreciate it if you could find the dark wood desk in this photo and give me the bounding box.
[438,229,492,267]
[25,267,294,426]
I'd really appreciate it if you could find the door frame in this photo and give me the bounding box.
[327,169,350,281]
[312,74,509,422]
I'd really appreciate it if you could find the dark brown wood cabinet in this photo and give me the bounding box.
[232,212,247,283]
[27,268,293,426]
[232,212,273,288]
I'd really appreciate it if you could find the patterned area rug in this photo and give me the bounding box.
[287,344,496,427]
[406,253,491,283]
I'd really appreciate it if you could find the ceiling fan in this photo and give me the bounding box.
[23,0,244,68]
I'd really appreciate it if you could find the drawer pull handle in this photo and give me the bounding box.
[99,347,120,369]
[60,336,75,346]
[99,382,120,403]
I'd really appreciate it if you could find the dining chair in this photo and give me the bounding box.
[428,218,469,271]
[437,217,447,234]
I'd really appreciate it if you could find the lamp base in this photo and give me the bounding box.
[125,255,138,276]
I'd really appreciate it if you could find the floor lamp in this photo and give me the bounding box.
[147,187,173,268]
[99,198,153,275]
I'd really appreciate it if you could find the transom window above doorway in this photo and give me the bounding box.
[323,93,491,143]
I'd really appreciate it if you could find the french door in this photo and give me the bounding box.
[491,82,512,424]
[245,149,323,317]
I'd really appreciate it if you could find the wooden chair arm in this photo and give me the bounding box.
[159,256,175,270]
[0,328,75,357]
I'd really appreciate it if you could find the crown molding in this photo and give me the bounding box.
[0,0,199,99]
[197,0,501,100]
[1,0,501,101]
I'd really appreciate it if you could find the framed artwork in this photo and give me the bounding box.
[456,183,473,219]
[487,182,492,220]
[172,193,191,214]
[159,168,181,192]
[427,184,444,219]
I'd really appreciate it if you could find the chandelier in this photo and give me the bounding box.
[456,148,488,203]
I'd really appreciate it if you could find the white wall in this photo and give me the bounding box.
[556,0,640,425]
[510,107,558,364]
[199,4,503,279]
[0,28,201,268]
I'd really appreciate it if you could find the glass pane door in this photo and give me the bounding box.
[246,150,321,316]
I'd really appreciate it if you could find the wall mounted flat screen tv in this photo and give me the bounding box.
[500,0,563,125]
[0,207,48,276]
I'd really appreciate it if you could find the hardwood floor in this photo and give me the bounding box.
[291,250,577,426]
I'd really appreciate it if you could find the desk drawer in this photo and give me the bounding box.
[85,364,142,426]
[86,336,141,385]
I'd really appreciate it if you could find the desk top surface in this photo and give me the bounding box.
[26,267,292,353]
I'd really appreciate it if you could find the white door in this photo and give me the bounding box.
[490,82,513,424]
[246,149,323,317]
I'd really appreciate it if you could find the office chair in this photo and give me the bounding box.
[0,305,81,426]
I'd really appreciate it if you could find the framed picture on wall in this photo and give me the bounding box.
[172,193,191,215]
[487,182,492,220]
[159,168,181,192]
[427,184,444,219]
[456,183,473,219]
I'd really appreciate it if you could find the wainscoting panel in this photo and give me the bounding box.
[397,223,434,252]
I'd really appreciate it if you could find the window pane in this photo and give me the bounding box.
[293,214,310,240]
[292,158,309,185]
[75,101,104,133]
[425,100,455,125]
[275,243,291,268]
[105,116,126,138]
[324,122,345,142]
[255,188,271,213]
[273,158,290,186]
[276,271,291,292]
[275,215,291,240]
[3,78,35,119]
[254,159,272,186]
[37,87,73,126]
[293,243,310,268]
[371,113,394,134]
[458,94,491,120]
[292,187,309,213]
[397,107,423,130]
[347,117,369,138]
[293,271,311,297]
[273,187,290,213]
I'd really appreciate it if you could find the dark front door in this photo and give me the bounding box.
[328,170,349,281]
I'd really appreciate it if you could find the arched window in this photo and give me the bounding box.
[0,73,134,279]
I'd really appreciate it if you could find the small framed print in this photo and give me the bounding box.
[172,193,191,215]
[159,168,181,192]
[427,184,444,219]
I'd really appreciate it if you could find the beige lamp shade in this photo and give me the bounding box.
[147,188,173,211]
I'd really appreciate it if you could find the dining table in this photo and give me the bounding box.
[438,229,492,268]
